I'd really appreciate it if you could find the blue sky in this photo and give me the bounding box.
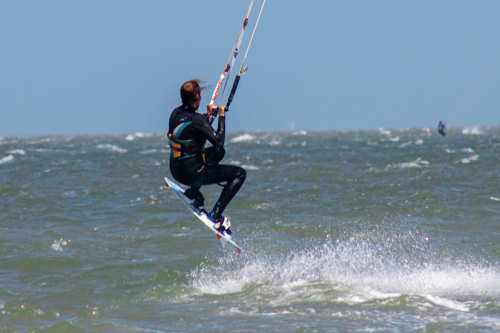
[1,0,499,136]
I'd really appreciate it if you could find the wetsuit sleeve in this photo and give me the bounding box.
[192,113,225,148]
[202,112,216,125]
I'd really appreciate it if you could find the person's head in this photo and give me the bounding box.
[180,79,202,110]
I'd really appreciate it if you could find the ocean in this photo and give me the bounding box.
[0,127,499,332]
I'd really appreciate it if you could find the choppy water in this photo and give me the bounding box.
[1,127,499,332]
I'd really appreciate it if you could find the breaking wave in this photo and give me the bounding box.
[0,155,14,165]
[462,126,483,135]
[7,149,25,155]
[96,144,128,153]
[387,157,430,170]
[230,134,255,143]
[458,155,479,164]
[292,130,308,136]
[125,132,154,141]
[366,158,431,172]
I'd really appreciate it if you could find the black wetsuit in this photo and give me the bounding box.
[438,121,446,136]
[168,104,246,219]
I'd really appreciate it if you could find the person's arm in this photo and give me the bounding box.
[202,109,217,125]
[192,105,226,148]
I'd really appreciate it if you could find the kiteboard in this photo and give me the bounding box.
[164,176,241,253]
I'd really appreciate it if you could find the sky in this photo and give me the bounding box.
[1,0,499,136]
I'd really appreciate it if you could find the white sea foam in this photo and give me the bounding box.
[0,155,14,165]
[424,295,469,312]
[386,157,430,170]
[378,128,391,136]
[269,138,281,146]
[8,149,26,155]
[134,132,153,138]
[489,196,500,202]
[462,126,482,135]
[458,155,479,164]
[63,191,77,198]
[140,149,157,155]
[230,134,255,143]
[125,132,153,141]
[292,130,307,136]
[51,238,70,252]
[242,164,259,171]
[255,202,273,210]
[415,139,424,145]
[27,137,54,145]
[96,144,127,153]
[389,136,400,142]
[399,141,412,148]
[461,147,474,153]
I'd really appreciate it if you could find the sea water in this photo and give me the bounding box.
[0,128,499,332]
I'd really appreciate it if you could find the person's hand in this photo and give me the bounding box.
[207,104,218,117]
[218,105,226,117]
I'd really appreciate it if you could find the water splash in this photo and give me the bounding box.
[190,230,499,308]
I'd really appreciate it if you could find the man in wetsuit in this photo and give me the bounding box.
[438,120,446,136]
[168,79,246,235]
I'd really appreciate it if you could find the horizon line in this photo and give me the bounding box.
[1,125,498,139]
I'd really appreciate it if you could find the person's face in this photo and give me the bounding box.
[192,92,201,110]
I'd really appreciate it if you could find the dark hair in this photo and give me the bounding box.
[180,79,202,107]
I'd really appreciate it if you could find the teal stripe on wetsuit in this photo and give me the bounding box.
[170,121,196,160]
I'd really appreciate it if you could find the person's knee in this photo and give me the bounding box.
[236,167,246,184]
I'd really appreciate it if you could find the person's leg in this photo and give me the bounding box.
[171,158,205,209]
[184,186,204,209]
[203,146,225,165]
[199,164,246,221]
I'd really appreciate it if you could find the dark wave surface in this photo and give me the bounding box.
[1,128,499,332]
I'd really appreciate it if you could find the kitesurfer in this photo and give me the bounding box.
[168,79,246,235]
[438,120,446,136]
